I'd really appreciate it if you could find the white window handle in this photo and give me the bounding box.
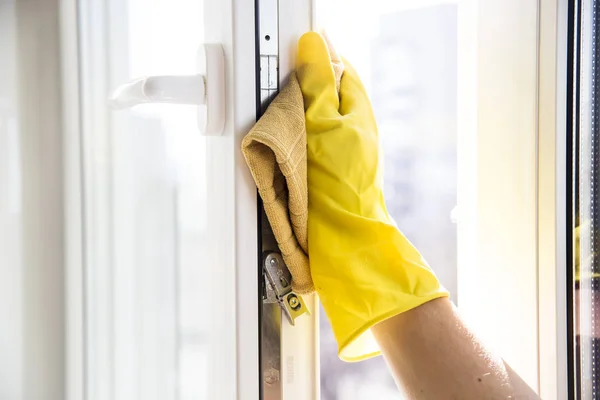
[109,75,206,108]
[109,43,225,136]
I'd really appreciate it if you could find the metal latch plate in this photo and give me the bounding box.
[263,252,309,325]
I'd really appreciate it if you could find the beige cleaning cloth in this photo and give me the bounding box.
[242,64,342,295]
[241,73,313,294]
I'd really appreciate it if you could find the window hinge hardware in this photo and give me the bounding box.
[262,252,309,325]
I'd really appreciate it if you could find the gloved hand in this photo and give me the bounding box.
[297,32,449,361]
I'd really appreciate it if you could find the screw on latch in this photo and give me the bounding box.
[270,257,278,267]
[288,294,301,310]
[279,277,288,287]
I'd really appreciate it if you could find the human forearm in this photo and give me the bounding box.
[371,298,539,399]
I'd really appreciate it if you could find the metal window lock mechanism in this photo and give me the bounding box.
[262,252,309,325]
[256,1,314,396]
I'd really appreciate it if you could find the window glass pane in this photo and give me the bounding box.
[317,1,458,399]
[575,0,600,396]
[79,1,211,399]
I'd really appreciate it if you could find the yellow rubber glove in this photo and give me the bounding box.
[297,32,449,362]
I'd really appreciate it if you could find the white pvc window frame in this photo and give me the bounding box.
[203,0,261,398]
[0,1,66,399]
[457,0,568,397]
[456,0,540,387]
[537,0,569,398]
[61,0,261,399]
[60,0,85,399]
[57,0,569,398]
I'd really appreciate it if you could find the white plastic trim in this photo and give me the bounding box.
[537,0,569,398]
[59,0,85,399]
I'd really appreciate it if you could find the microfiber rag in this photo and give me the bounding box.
[242,64,342,295]
[241,72,313,293]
